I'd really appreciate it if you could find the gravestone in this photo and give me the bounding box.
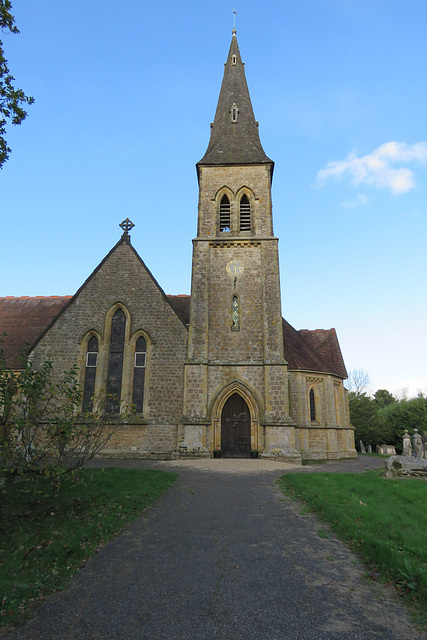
[359,440,366,454]
[368,444,372,453]
[412,429,422,457]
[402,430,412,457]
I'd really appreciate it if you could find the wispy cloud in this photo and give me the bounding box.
[316,142,427,194]
[341,194,370,208]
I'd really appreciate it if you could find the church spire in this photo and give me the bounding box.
[197,30,273,170]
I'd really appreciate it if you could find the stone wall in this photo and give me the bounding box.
[31,238,188,455]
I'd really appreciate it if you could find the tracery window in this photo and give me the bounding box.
[106,309,126,413]
[132,336,147,413]
[309,388,316,422]
[239,194,251,231]
[82,336,98,411]
[219,195,231,231]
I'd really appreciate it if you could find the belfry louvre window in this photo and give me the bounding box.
[239,195,251,231]
[83,336,98,411]
[106,309,126,413]
[132,336,147,413]
[219,195,231,231]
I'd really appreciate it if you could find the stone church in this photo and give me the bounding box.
[0,31,356,462]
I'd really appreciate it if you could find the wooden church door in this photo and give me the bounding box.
[221,393,251,458]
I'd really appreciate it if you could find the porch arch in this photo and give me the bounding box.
[210,381,261,453]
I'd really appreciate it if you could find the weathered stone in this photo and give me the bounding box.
[386,455,427,477]
[402,429,412,457]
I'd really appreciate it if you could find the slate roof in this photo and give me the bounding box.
[197,31,273,170]
[0,295,346,379]
[0,296,71,368]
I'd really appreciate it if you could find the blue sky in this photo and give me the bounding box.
[1,0,426,397]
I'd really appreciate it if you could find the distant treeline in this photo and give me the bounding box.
[349,390,427,451]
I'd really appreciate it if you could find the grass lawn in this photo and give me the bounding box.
[278,470,427,620]
[0,467,176,627]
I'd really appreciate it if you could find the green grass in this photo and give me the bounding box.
[0,467,176,626]
[278,470,427,619]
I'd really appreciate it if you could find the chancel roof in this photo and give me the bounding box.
[0,295,347,379]
[197,31,273,170]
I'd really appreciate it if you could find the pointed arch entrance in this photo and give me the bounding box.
[221,393,251,458]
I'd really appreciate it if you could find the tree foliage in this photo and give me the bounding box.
[0,0,34,168]
[349,383,427,452]
[0,342,119,485]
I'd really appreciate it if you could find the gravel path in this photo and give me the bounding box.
[3,455,425,640]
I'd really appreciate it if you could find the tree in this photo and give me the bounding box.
[348,392,379,449]
[373,389,396,409]
[346,368,372,395]
[0,0,34,168]
[0,343,121,484]
[379,396,427,447]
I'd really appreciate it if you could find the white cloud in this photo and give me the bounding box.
[316,141,427,194]
[341,194,370,208]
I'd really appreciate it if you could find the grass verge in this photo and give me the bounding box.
[0,467,177,626]
[277,470,427,621]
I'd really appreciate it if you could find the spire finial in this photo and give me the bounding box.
[232,9,237,35]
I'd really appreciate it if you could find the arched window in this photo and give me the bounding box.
[132,336,147,413]
[231,103,239,123]
[334,386,341,425]
[239,194,251,231]
[309,388,316,422]
[82,335,98,411]
[231,295,239,330]
[219,195,231,231]
[106,308,126,413]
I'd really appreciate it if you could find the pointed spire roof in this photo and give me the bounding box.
[197,30,273,170]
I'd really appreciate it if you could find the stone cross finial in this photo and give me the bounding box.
[119,218,135,236]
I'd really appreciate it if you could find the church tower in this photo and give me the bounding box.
[181,30,300,461]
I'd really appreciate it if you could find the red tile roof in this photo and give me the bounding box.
[0,295,347,378]
[0,297,71,368]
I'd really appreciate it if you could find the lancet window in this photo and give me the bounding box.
[239,194,251,231]
[309,388,316,422]
[132,336,147,413]
[82,335,98,411]
[106,308,126,413]
[231,295,240,330]
[219,195,231,231]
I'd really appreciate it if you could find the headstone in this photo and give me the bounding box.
[412,429,422,457]
[359,440,366,454]
[368,445,372,453]
[402,429,412,457]
[384,445,396,455]
[417,443,425,460]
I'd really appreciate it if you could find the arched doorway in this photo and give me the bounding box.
[221,393,251,458]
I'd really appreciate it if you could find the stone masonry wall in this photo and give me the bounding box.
[32,239,188,454]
